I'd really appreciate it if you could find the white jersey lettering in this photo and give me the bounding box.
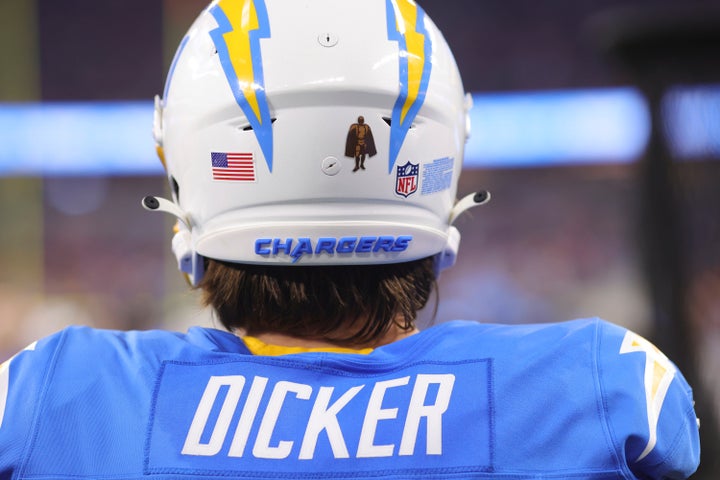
[357,376,410,458]
[299,385,364,459]
[0,342,37,430]
[182,375,246,456]
[399,374,455,455]
[253,381,312,459]
[229,376,269,457]
[181,373,455,460]
[0,361,10,430]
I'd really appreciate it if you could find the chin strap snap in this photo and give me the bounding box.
[141,195,189,228]
[141,195,204,286]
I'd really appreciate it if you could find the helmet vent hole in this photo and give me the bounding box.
[382,116,415,129]
[240,118,277,131]
[170,176,180,202]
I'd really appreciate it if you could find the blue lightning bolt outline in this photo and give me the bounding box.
[209,0,274,172]
[385,0,433,173]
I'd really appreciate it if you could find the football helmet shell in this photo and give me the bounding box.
[147,0,488,283]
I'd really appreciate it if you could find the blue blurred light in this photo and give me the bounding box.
[1,86,718,176]
[662,85,720,159]
[465,88,652,168]
[0,101,159,176]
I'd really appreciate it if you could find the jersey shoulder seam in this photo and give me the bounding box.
[16,328,71,476]
[592,319,634,478]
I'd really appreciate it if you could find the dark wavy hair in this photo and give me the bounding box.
[198,257,436,346]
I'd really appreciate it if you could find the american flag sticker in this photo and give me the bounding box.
[211,152,256,182]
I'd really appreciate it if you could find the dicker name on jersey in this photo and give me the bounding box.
[182,373,455,460]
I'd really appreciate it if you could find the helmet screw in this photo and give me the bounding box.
[321,156,341,176]
[318,32,339,47]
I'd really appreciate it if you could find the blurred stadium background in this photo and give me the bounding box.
[0,0,718,476]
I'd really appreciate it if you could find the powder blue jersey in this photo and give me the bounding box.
[0,319,699,479]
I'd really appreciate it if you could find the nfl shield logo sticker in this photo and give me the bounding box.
[395,161,419,197]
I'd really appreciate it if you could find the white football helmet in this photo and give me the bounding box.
[145,0,489,284]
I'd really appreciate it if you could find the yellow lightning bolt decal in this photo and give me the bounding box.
[217,0,262,122]
[619,331,677,462]
[391,0,425,125]
[386,0,432,172]
[210,0,274,170]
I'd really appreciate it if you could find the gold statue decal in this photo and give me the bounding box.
[344,116,377,172]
